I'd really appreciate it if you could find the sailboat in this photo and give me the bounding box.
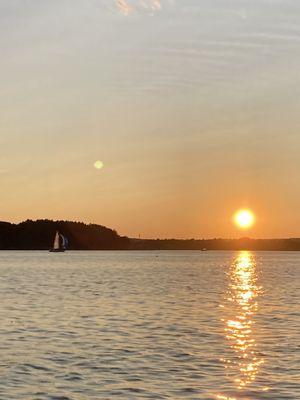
[49,231,68,252]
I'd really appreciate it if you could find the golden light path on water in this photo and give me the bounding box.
[216,252,268,399]
[116,0,162,15]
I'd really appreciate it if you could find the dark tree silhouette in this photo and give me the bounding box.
[0,220,299,250]
[0,220,130,250]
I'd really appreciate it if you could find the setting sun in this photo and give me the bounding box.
[94,160,104,170]
[234,209,255,230]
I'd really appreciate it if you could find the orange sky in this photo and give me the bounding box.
[1,1,300,239]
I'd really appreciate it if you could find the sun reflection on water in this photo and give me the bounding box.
[217,251,265,397]
[116,0,162,15]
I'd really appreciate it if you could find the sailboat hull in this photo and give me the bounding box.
[49,248,66,253]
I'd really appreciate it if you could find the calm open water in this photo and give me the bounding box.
[0,251,299,399]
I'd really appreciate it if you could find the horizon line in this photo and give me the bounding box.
[1,218,300,242]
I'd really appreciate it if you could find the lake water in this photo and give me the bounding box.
[0,251,299,399]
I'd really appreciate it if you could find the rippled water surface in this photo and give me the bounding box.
[0,251,299,399]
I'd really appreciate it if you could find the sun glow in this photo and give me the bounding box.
[94,160,104,170]
[234,209,255,230]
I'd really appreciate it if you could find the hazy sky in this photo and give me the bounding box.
[1,0,300,238]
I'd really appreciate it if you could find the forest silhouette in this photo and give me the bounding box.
[0,219,300,251]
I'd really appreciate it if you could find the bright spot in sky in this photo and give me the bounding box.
[94,160,104,170]
[234,209,255,230]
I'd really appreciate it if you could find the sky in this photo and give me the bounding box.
[1,0,300,239]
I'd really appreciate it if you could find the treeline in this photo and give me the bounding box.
[0,220,130,250]
[132,237,300,251]
[1,220,300,250]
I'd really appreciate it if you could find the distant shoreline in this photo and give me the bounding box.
[1,219,300,251]
[1,249,300,252]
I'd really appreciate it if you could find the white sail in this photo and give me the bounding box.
[53,231,60,250]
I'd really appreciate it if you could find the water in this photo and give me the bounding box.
[0,251,299,399]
